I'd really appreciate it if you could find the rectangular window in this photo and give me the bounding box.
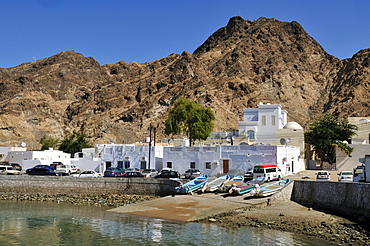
[117,161,123,169]
[206,162,211,169]
[271,115,276,126]
[262,116,266,126]
[167,162,172,168]
[190,162,196,169]
[124,161,130,169]
[140,161,146,170]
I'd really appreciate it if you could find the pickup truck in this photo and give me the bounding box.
[56,164,80,175]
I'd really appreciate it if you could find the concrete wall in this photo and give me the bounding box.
[291,180,370,219]
[0,176,181,196]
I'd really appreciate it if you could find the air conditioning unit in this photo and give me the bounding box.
[212,161,220,166]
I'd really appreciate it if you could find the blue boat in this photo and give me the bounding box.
[175,174,208,194]
[228,177,265,195]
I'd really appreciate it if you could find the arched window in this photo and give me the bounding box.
[247,130,255,140]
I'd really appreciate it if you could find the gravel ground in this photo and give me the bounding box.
[202,199,370,245]
[0,193,158,207]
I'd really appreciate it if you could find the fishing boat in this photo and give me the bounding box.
[255,178,290,197]
[220,175,245,192]
[203,175,230,192]
[228,177,265,195]
[175,174,208,194]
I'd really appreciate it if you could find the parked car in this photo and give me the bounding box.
[316,171,330,180]
[72,170,102,178]
[244,171,253,181]
[26,166,60,176]
[338,171,354,182]
[50,162,63,170]
[154,171,180,179]
[122,171,145,178]
[124,167,141,172]
[141,169,158,178]
[104,167,124,177]
[184,169,201,179]
[0,165,22,175]
[56,164,80,175]
[159,168,173,173]
[9,163,22,171]
[26,165,54,173]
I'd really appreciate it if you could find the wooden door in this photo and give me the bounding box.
[222,159,229,174]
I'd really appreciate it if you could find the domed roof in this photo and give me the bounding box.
[283,122,303,130]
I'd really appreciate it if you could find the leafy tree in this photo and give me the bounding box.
[58,132,92,156]
[39,135,60,150]
[304,114,358,165]
[165,97,215,146]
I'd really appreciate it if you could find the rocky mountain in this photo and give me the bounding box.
[0,16,369,148]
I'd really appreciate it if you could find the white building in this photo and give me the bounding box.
[162,145,301,177]
[238,102,288,142]
[71,143,163,173]
[0,146,27,162]
[7,148,71,170]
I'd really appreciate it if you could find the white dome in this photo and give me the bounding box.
[283,122,303,130]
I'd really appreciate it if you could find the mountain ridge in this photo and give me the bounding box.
[0,16,369,148]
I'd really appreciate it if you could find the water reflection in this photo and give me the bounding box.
[0,200,331,245]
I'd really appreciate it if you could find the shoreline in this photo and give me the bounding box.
[199,199,370,245]
[1,193,369,245]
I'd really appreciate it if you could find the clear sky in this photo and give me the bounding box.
[0,0,369,68]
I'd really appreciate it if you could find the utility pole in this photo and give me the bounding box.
[149,124,152,169]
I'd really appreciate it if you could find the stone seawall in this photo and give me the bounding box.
[291,180,370,219]
[0,176,181,196]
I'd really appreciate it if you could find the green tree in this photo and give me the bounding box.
[304,114,358,165]
[165,97,215,146]
[58,132,92,156]
[39,135,60,150]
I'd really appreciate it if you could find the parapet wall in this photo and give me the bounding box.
[291,180,370,219]
[0,176,181,196]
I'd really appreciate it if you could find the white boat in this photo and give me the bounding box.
[203,175,230,192]
[220,175,244,192]
[255,178,290,197]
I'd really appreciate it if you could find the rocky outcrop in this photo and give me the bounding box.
[0,16,369,147]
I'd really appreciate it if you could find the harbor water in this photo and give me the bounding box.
[0,200,332,245]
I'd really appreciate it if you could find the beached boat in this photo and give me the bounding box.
[175,174,208,194]
[220,175,245,192]
[228,177,265,195]
[203,175,230,192]
[255,178,290,197]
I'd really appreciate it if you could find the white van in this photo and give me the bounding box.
[253,164,282,182]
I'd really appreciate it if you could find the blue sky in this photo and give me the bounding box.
[0,0,369,68]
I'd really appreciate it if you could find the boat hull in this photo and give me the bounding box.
[175,175,208,194]
[256,179,290,197]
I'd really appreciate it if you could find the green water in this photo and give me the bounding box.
[0,200,332,245]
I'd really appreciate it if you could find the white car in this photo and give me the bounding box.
[316,171,330,180]
[338,171,354,182]
[0,165,22,175]
[72,170,102,178]
[56,164,80,175]
[141,169,158,178]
